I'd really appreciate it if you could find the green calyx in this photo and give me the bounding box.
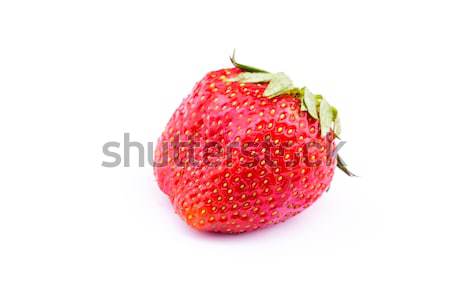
[229,65,340,139]
[229,51,354,176]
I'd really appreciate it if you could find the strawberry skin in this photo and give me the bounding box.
[154,65,340,234]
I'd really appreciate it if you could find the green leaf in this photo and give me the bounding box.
[296,88,307,111]
[287,87,302,97]
[330,106,341,137]
[230,50,268,73]
[319,98,333,137]
[334,116,342,137]
[315,94,323,103]
[286,87,307,111]
[263,73,294,98]
[303,87,319,119]
[331,106,338,119]
[300,99,307,111]
[228,72,275,83]
[337,154,357,177]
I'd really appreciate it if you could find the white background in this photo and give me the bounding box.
[1,0,449,299]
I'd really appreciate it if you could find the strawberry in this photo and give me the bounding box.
[154,52,354,234]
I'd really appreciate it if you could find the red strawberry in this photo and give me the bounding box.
[154,53,354,234]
